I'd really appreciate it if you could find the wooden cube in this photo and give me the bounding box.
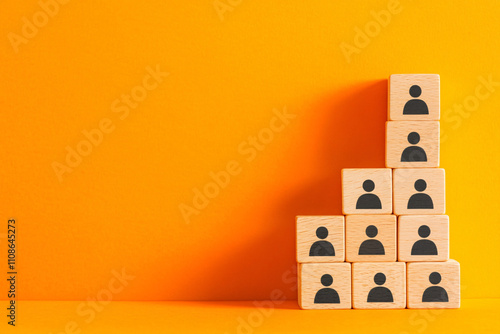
[393,168,445,215]
[398,215,449,262]
[386,121,439,168]
[296,216,345,263]
[342,168,392,214]
[352,262,406,309]
[298,262,352,309]
[389,74,440,121]
[346,215,396,262]
[407,260,460,309]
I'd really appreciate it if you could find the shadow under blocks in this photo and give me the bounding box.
[297,74,460,309]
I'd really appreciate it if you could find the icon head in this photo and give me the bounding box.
[374,273,386,285]
[409,85,422,98]
[365,225,378,238]
[316,226,328,239]
[414,179,427,192]
[362,179,375,192]
[408,132,421,144]
[321,274,333,287]
[429,272,441,285]
[418,225,431,238]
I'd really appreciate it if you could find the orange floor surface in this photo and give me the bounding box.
[2,299,499,333]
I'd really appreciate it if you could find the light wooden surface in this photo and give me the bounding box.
[389,74,440,121]
[346,215,396,262]
[296,216,345,263]
[352,262,406,309]
[298,263,352,309]
[342,168,392,214]
[386,121,440,168]
[398,215,449,262]
[393,168,445,215]
[407,260,460,309]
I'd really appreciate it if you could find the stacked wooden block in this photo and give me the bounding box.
[297,74,460,309]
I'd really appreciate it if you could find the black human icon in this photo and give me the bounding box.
[314,274,340,304]
[422,272,449,302]
[358,225,385,255]
[309,227,335,257]
[356,180,382,209]
[407,179,434,209]
[403,85,429,115]
[401,132,427,162]
[367,273,394,303]
[411,225,438,255]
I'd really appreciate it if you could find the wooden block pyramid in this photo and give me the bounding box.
[297,74,460,309]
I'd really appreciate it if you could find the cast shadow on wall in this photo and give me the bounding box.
[177,80,388,306]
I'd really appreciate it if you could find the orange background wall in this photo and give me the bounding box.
[1,0,499,301]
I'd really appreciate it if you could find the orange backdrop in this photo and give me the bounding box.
[1,0,499,301]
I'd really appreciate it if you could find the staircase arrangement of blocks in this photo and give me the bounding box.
[297,74,460,310]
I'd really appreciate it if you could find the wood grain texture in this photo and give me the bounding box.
[393,168,445,215]
[407,260,460,309]
[298,263,352,309]
[398,215,449,262]
[296,216,345,263]
[342,168,392,214]
[352,262,406,309]
[346,215,396,262]
[386,121,440,168]
[389,74,440,121]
